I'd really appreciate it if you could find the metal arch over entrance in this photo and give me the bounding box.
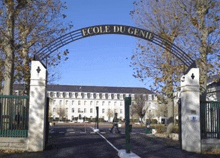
[35,24,195,68]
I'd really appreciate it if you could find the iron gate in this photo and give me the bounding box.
[201,101,220,139]
[0,95,29,137]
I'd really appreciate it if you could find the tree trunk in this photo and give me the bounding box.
[167,97,174,124]
[3,48,14,95]
[2,1,15,95]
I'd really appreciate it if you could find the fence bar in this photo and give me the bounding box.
[201,101,220,139]
[0,95,29,137]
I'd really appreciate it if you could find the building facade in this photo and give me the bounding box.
[14,84,158,122]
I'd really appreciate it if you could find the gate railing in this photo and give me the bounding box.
[0,95,29,137]
[201,101,220,139]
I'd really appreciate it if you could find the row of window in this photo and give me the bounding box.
[48,92,156,101]
[53,108,123,114]
[53,100,126,106]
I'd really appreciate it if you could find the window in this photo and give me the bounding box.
[53,108,55,113]
[53,100,56,105]
[102,109,105,113]
[114,101,117,106]
[96,101,99,105]
[120,109,122,114]
[66,100,68,105]
[108,101,111,106]
[120,102,122,106]
[78,101,81,105]
[72,108,74,113]
[90,101,93,106]
[90,108,93,113]
[148,94,152,100]
[84,108,86,113]
[102,101,105,106]
[84,101,87,105]
[72,100,74,105]
[59,100,62,105]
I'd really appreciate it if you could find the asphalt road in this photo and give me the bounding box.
[0,125,219,158]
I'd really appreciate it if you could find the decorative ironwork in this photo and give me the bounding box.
[0,95,29,137]
[201,101,220,139]
[34,24,195,68]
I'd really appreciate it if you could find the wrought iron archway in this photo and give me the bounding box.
[34,24,195,70]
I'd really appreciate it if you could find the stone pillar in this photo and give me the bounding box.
[28,61,47,152]
[181,68,201,152]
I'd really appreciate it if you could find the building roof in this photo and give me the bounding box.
[14,84,153,94]
[207,75,220,83]
[207,75,220,87]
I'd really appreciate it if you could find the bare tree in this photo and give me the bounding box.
[48,98,55,120]
[56,107,66,121]
[106,109,114,122]
[130,0,188,124]
[131,94,148,123]
[155,103,168,120]
[177,0,220,99]
[0,0,72,95]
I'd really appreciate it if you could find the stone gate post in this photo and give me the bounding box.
[27,60,47,151]
[180,68,201,152]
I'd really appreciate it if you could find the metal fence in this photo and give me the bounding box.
[0,95,29,137]
[201,101,220,139]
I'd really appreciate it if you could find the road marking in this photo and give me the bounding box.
[80,132,86,134]
[67,129,74,132]
[97,132,119,152]
[69,132,75,133]
[59,132,65,133]
[100,132,106,134]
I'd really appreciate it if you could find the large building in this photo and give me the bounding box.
[14,84,158,122]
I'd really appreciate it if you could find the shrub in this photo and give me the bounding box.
[54,117,59,121]
[167,123,174,133]
[146,119,158,124]
[173,126,179,133]
[98,118,104,122]
[131,119,139,123]
[156,125,166,133]
[49,117,53,122]
[91,118,96,122]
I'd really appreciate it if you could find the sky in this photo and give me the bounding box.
[53,0,153,89]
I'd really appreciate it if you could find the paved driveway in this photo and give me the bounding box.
[0,125,219,158]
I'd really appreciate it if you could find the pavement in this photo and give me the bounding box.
[0,124,219,158]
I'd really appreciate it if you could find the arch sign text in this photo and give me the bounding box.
[81,25,154,41]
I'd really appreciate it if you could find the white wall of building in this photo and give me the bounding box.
[47,91,157,122]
